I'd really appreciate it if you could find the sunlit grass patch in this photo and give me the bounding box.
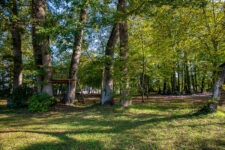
[0,100,224,150]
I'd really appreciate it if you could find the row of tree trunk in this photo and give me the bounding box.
[6,0,224,111]
[62,0,131,106]
[6,0,53,95]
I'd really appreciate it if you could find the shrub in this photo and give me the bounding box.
[28,93,55,112]
[207,98,219,104]
[0,88,10,99]
[7,85,33,108]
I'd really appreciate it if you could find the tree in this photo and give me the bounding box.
[0,0,24,90]
[101,0,121,105]
[209,63,225,112]
[32,0,53,96]
[118,0,131,107]
[101,23,119,105]
[65,0,89,104]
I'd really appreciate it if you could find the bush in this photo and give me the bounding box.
[0,88,10,99]
[207,98,219,104]
[28,93,55,112]
[7,85,33,108]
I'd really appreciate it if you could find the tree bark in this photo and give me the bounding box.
[32,0,53,96]
[171,71,176,94]
[42,36,53,96]
[11,0,23,90]
[185,62,191,94]
[118,0,131,107]
[141,35,145,102]
[163,80,167,95]
[212,63,225,101]
[201,75,205,93]
[177,66,180,94]
[65,1,89,104]
[208,63,225,113]
[101,23,119,105]
[194,67,198,92]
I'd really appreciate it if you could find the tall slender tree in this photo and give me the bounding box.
[65,0,89,104]
[101,23,119,105]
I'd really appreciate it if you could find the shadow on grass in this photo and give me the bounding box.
[0,103,221,150]
[0,103,207,129]
[129,103,200,112]
[0,111,210,150]
[0,108,207,134]
[16,130,105,150]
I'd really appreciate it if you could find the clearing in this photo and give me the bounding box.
[0,95,225,150]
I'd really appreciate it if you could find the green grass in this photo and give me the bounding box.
[0,101,225,150]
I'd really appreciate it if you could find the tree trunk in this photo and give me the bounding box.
[158,83,161,94]
[32,0,53,96]
[42,37,53,96]
[185,62,191,94]
[181,65,184,94]
[194,67,198,92]
[65,1,89,104]
[141,35,145,102]
[177,67,180,94]
[118,0,130,107]
[212,63,225,101]
[171,71,176,94]
[163,80,167,95]
[101,23,119,105]
[191,70,195,93]
[201,75,205,93]
[11,1,23,90]
[207,63,225,113]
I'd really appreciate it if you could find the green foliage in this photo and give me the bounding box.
[198,105,216,114]
[7,85,33,108]
[79,56,103,88]
[207,98,219,104]
[28,93,55,112]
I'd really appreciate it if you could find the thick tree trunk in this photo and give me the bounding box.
[65,1,89,104]
[212,63,225,100]
[11,25,22,90]
[32,0,53,95]
[101,23,119,105]
[42,37,53,96]
[11,1,23,90]
[118,0,131,107]
[208,63,225,113]
[32,19,43,93]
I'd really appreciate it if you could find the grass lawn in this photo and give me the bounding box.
[0,97,225,150]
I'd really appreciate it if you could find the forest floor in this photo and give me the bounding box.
[0,95,225,150]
